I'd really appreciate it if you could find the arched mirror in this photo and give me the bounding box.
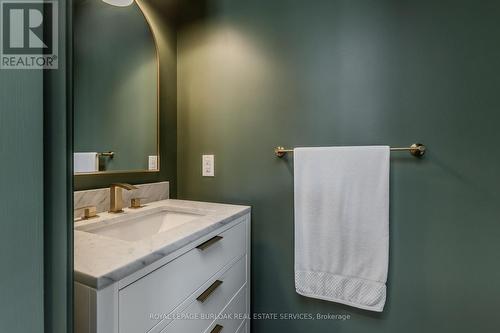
[73,0,159,174]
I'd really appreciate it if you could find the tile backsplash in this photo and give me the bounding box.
[74,181,169,216]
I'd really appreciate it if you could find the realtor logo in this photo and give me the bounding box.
[1,0,58,69]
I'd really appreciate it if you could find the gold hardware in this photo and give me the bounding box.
[130,197,146,209]
[197,280,223,303]
[109,183,138,213]
[275,143,427,158]
[274,146,292,158]
[210,324,224,333]
[196,236,223,251]
[75,206,99,220]
[410,143,426,157]
[98,151,115,158]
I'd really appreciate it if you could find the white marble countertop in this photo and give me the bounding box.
[74,199,250,289]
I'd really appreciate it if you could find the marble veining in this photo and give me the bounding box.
[74,181,169,217]
[74,199,250,289]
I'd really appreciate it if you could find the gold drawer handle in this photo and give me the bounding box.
[210,324,223,333]
[196,236,223,251]
[196,280,223,303]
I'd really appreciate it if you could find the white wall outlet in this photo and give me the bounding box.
[202,154,215,177]
[148,155,158,170]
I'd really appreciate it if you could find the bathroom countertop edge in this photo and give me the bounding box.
[74,199,251,290]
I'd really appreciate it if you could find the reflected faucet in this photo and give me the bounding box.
[109,183,138,213]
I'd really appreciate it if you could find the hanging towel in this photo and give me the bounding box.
[74,152,99,173]
[294,146,390,312]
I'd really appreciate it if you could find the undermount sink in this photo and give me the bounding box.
[76,208,204,242]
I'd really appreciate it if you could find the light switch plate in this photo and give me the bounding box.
[202,154,215,177]
[148,155,158,170]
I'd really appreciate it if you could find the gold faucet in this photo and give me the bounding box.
[109,183,138,213]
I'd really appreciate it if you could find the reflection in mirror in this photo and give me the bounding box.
[74,0,159,174]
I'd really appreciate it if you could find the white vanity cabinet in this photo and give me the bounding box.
[75,213,251,333]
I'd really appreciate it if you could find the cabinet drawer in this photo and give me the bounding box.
[204,286,247,333]
[119,220,247,333]
[160,256,247,333]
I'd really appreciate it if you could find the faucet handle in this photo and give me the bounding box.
[129,198,146,209]
[75,205,99,220]
[130,197,147,209]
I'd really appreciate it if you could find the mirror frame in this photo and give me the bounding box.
[74,0,160,176]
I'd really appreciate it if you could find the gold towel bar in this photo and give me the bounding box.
[98,151,115,158]
[274,143,426,158]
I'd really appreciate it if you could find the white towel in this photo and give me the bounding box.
[294,146,390,312]
[74,152,99,173]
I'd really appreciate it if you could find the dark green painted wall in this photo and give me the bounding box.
[74,0,177,192]
[0,37,44,333]
[43,0,73,331]
[74,0,158,171]
[177,0,500,332]
[1,1,73,332]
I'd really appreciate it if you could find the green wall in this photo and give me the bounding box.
[74,0,177,191]
[0,74,44,332]
[1,1,73,332]
[0,35,44,333]
[177,0,500,332]
[74,0,158,171]
[44,0,73,331]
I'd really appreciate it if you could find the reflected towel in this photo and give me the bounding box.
[74,152,99,173]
